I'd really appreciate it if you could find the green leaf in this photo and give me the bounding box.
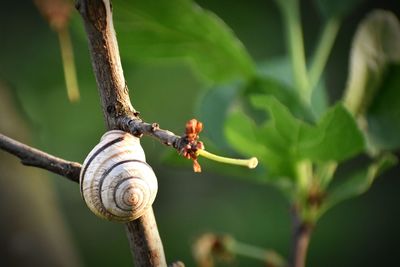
[225,109,296,192]
[250,96,364,162]
[319,153,397,218]
[310,79,329,119]
[314,0,364,18]
[250,95,300,144]
[245,75,309,121]
[196,83,241,152]
[240,96,300,178]
[343,10,400,116]
[257,57,294,88]
[225,108,296,179]
[224,112,268,159]
[257,57,328,119]
[224,96,365,191]
[367,64,400,150]
[297,104,365,162]
[113,0,255,83]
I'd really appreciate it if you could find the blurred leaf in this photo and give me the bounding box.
[224,109,295,190]
[245,76,309,121]
[297,104,365,162]
[225,96,299,180]
[195,82,298,190]
[225,112,268,158]
[248,96,300,178]
[319,153,397,217]
[367,64,400,150]
[250,95,300,144]
[196,83,241,152]
[343,10,400,116]
[226,112,295,182]
[113,0,255,83]
[257,57,328,119]
[161,132,298,196]
[314,0,364,18]
[257,57,294,88]
[251,95,364,162]
[225,96,364,183]
[310,79,329,119]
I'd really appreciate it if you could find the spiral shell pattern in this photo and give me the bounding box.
[80,130,158,222]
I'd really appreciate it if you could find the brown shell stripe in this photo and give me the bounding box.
[80,136,125,194]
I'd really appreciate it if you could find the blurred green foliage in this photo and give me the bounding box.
[113,0,255,83]
[314,0,364,18]
[368,65,400,150]
[226,96,364,176]
[1,0,400,267]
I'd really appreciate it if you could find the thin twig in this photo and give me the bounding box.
[0,133,81,183]
[117,116,186,150]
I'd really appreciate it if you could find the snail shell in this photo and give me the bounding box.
[80,130,158,222]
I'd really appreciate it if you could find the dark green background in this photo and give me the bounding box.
[0,0,399,266]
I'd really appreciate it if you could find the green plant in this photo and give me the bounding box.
[111,0,400,266]
[1,0,399,266]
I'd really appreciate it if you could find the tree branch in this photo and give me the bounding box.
[117,116,187,151]
[290,207,313,267]
[0,133,81,183]
[76,0,168,266]
[75,0,135,128]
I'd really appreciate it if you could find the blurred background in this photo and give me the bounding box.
[0,0,399,266]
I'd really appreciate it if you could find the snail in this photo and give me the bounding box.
[80,130,158,222]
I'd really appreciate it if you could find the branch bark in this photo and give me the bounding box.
[290,207,313,267]
[76,0,167,266]
[117,116,186,150]
[0,133,81,183]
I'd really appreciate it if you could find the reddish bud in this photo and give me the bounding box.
[193,160,202,173]
[182,119,205,173]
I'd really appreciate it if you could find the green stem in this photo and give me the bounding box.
[308,17,341,90]
[277,0,310,103]
[58,27,80,102]
[295,160,316,222]
[317,161,338,190]
[197,149,258,169]
[296,160,313,193]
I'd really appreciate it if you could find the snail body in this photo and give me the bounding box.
[80,130,157,222]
